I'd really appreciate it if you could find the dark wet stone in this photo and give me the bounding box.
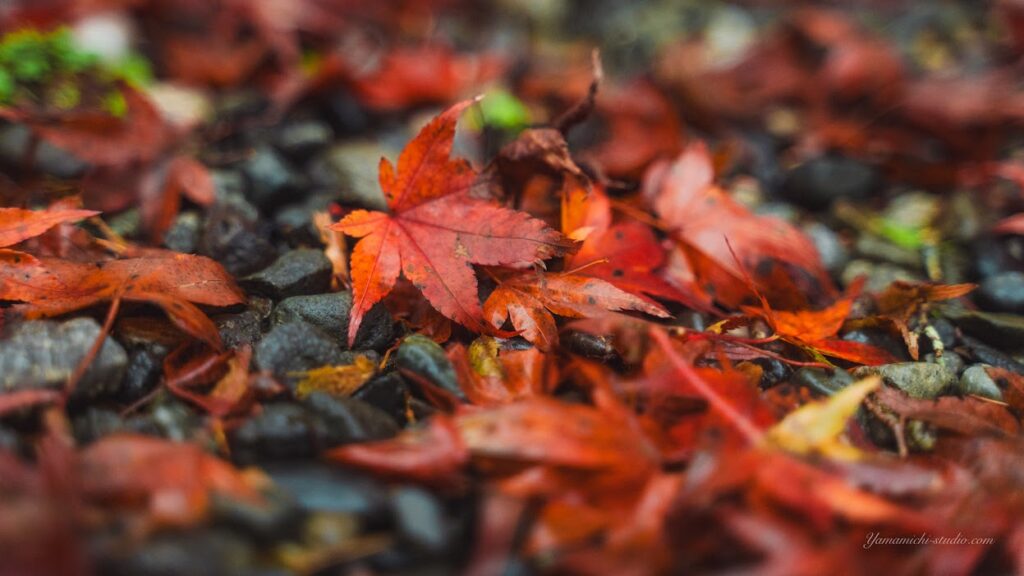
[163,212,201,253]
[353,372,409,424]
[841,260,921,293]
[923,351,965,376]
[853,362,956,399]
[958,335,1024,375]
[304,391,398,443]
[0,426,20,453]
[752,358,790,388]
[97,528,257,576]
[391,487,450,553]
[803,222,848,274]
[0,318,127,400]
[976,272,1024,314]
[228,403,312,462]
[228,394,397,464]
[123,400,203,442]
[842,328,910,361]
[779,153,880,210]
[791,367,854,396]
[271,292,393,350]
[273,194,333,246]
[240,146,296,209]
[264,462,388,518]
[0,124,88,178]
[309,141,389,210]
[948,309,1024,350]
[273,120,333,160]
[957,365,1002,400]
[214,309,263,349]
[396,334,464,399]
[241,249,332,300]
[212,169,248,203]
[211,489,303,544]
[72,408,126,444]
[971,236,1024,280]
[324,92,371,135]
[854,234,921,268]
[199,202,278,276]
[562,331,619,364]
[120,348,165,403]
[254,321,347,387]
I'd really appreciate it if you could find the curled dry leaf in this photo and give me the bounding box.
[483,269,668,351]
[0,253,245,349]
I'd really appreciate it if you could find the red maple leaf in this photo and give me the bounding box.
[333,99,576,345]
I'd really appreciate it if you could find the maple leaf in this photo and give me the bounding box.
[333,99,577,346]
[644,142,831,305]
[741,278,896,365]
[865,280,976,359]
[563,182,714,312]
[0,253,245,349]
[483,269,669,351]
[0,207,98,248]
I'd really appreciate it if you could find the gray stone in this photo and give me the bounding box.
[948,309,1024,350]
[391,487,449,553]
[264,462,387,517]
[803,222,848,274]
[241,249,332,300]
[854,234,921,268]
[957,365,1003,400]
[924,351,965,376]
[163,211,201,253]
[271,292,393,350]
[214,309,263,349]
[779,153,880,210]
[254,321,347,386]
[0,318,127,400]
[240,146,295,209]
[396,334,463,399]
[977,272,1024,314]
[0,124,88,178]
[791,367,854,396]
[199,202,278,276]
[853,362,956,399]
[309,141,389,210]
[273,120,333,159]
[841,259,921,293]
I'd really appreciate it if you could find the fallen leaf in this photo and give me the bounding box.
[0,253,245,349]
[333,99,576,345]
[766,376,881,459]
[294,355,378,398]
[484,269,668,351]
[0,207,99,248]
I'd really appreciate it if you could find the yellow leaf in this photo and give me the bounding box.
[766,376,881,460]
[294,355,377,398]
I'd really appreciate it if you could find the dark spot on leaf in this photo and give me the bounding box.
[612,269,624,278]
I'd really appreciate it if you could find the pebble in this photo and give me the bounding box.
[948,309,1024,351]
[273,120,333,160]
[240,146,296,209]
[214,309,264,349]
[163,211,201,253]
[309,141,389,210]
[0,318,127,400]
[791,367,854,395]
[241,249,332,300]
[842,328,910,361]
[264,462,388,518]
[959,335,1024,374]
[976,271,1024,314]
[779,153,880,210]
[803,222,849,274]
[97,528,257,576]
[253,321,348,387]
[228,393,397,464]
[853,362,956,399]
[391,487,450,553]
[271,292,393,351]
[199,201,278,276]
[396,334,464,399]
[353,372,409,424]
[841,260,921,293]
[957,365,1003,400]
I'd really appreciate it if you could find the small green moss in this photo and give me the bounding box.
[102,90,127,117]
